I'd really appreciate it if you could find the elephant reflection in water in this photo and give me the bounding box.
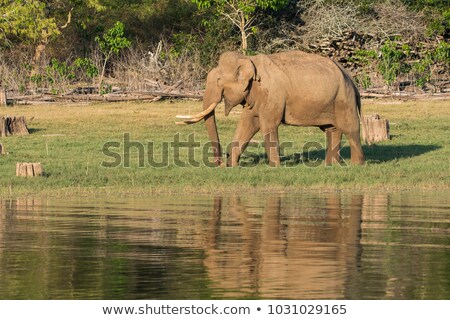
[202,194,363,299]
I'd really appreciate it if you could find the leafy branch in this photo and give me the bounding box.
[95,21,131,93]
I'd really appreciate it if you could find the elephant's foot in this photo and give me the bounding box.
[350,154,365,165]
[268,158,281,167]
[210,156,223,167]
[226,154,240,167]
[325,150,342,166]
[325,157,341,166]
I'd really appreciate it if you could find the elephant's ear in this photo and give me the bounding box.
[236,58,256,92]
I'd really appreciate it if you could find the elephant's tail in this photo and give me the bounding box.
[355,89,370,145]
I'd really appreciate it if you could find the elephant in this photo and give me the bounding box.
[176,51,366,167]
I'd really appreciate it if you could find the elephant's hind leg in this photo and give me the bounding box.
[325,129,343,165]
[346,131,365,165]
[334,99,365,165]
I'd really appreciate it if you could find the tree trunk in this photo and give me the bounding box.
[239,12,247,55]
[362,114,390,144]
[98,54,110,94]
[31,43,47,77]
[16,163,43,177]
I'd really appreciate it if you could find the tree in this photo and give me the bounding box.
[191,0,288,54]
[95,21,131,93]
[0,0,60,46]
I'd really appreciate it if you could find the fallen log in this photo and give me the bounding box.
[360,91,450,100]
[57,91,203,102]
[16,162,43,177]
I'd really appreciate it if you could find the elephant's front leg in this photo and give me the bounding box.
[227,110,260,167]
[262,126,281,167]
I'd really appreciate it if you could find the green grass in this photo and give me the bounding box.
[0,99,449,197]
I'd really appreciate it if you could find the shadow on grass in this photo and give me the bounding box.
[28,128,44,134]
[240,144,440,166]
[362,144,441,163]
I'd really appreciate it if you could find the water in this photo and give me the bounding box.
[0,192,449,299]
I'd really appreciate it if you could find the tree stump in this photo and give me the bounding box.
[0,143,4,155]
[362,114,390,144]
[0,88,6,106]
[16,163,43,177]
[0,116,29,137]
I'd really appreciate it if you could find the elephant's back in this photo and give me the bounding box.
[268,50,334,66]
[267,51,343,84]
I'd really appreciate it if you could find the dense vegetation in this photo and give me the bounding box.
[0,0,449,92]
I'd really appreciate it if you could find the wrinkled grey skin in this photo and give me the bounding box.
[201,51,365,167]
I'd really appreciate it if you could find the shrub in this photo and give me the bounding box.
[377,40,412,87]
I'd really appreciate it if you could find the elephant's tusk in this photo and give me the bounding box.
[175,117,203,125]
[175,102,217,122]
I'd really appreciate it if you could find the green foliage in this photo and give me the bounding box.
[46,58,75,83]
[191,0,289,53]
[434,41,450,63]
[412,41,450,88]
[412,54,433,88]
[169,33,199,59]
[402,0,450,37]
[349,49,378,66]
[348,49,377,89]
[378,40,412,87]
[356,72,373,90]
[95,21,132,57]
[0,0,448,92]
[35,58,76,93]
[73,57,99,79]
[0,0,60,45]
[95,21,131,92]
[29,74,43,87]
[192,0,288,13]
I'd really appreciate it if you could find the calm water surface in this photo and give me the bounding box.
[0,192,449,299]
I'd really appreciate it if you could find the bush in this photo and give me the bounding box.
[378,40,412,87]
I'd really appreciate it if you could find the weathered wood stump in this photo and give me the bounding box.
[16,162,43,177]
[0,88,6,106]
[362,114,390,144]
[0,116,29,137]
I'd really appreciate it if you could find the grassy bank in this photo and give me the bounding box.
[0,99,449,197]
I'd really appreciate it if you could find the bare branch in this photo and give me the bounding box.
[60,7,74,29]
